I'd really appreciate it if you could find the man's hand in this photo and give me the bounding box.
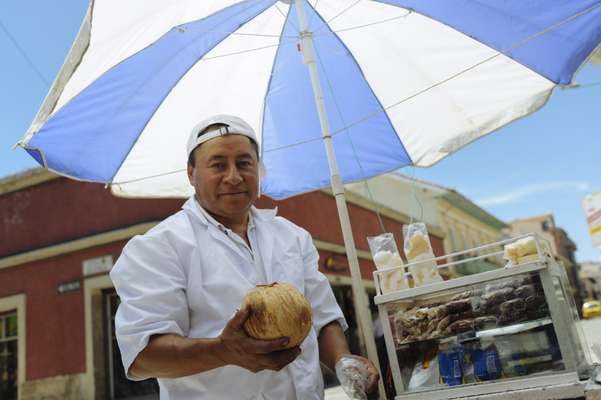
[353,355,379,400]
[335,354,380,400]
[217,306,301,373]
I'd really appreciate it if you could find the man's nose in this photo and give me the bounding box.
[224,164,242,184]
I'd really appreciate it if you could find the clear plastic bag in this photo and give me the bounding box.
[335,355,370,400]
[408,346,440,390]
[367,233,409,293]
[403,223,443,287]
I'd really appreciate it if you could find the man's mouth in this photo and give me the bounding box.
[220,191,247,196]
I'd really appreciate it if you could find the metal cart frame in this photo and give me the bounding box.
[373,233,591,399]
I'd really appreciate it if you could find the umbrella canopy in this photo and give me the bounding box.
[18,0,601,199]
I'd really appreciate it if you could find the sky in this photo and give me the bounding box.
[1,2,600,262]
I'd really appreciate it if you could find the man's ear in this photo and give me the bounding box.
[187,162,195,186]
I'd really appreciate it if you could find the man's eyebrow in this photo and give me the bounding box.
[206,153,254,162]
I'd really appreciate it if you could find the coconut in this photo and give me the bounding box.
[241,282,312,349]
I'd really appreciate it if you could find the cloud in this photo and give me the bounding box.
[476,181,591,207]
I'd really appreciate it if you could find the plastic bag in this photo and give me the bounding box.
[367,233,409,293]
[503,237,550,266]
[403,223,443,286]
[335,355,370,400]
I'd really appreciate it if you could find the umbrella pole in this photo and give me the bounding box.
[294,1,385,397]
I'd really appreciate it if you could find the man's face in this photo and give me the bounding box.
[187,135,259,221]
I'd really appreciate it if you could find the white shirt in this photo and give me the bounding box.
[196,203,267,284]
[110,197,347,400]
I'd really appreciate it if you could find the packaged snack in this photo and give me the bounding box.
[403,223,443,287]
[438,340,465,386]
[503,237,550,266]
[446,298,472,314]
[447,319,473,334]
[514,285,536,299]
[482,287,515,307]
[368,233,409,294]
[472,339,503,381]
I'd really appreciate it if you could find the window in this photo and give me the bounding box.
[0,311,18,400]
[104,291,159,400]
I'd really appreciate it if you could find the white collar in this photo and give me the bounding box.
[182,196,277,229]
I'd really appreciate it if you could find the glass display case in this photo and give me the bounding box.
[374,234,591,400]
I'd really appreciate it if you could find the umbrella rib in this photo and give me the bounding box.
[112,169,186,185]
[502,1,601,56]
[328,13,412,34]
[201,41,295,61]
[275,3,299,31]
[192,30,296,38]
[313,0,363,34]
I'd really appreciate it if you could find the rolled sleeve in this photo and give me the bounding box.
[110,233,189,380]
[300,230,348,334]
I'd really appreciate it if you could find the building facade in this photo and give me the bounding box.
[579,261,601,301]
[0,169,445,400]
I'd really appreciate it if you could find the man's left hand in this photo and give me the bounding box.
[335,354,380,399]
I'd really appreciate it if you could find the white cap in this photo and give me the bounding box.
[186,114,259,159]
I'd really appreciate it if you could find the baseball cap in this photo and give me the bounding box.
[186,114,259,159]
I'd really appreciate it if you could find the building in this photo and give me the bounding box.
[346,173,508,278]
[0,168,446,400]
[579,261,601,301]
[507,214,583,310]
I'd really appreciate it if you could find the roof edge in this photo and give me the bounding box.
[0,168,60,196]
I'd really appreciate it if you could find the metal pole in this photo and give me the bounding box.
[293,1,384,397]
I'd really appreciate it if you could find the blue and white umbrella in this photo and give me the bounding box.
[18,0,601,199]
[17,1,601,387]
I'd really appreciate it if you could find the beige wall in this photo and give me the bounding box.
[438,199,505,267]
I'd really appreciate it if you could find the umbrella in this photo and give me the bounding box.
[17,0,601,393]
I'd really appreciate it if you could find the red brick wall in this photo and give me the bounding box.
[0,178,184,257]
[0,240,125,379]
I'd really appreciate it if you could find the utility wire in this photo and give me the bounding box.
[569,81,601,89]
[0,19,50,88]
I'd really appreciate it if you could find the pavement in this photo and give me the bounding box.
[580,316,601,363]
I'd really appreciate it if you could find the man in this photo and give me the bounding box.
[110,115,379,399]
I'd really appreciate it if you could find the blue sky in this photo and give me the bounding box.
[1,2,600,262]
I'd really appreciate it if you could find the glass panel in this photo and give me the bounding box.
[0,341,18,400]
[0,317,4,339]
[5,316,17,338]
[387,272,565,393]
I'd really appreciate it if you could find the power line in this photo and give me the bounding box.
[0,19,50,88]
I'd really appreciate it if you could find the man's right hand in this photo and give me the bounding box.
[217,306,301,373]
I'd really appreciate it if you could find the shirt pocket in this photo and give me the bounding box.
[272,251,305,294]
